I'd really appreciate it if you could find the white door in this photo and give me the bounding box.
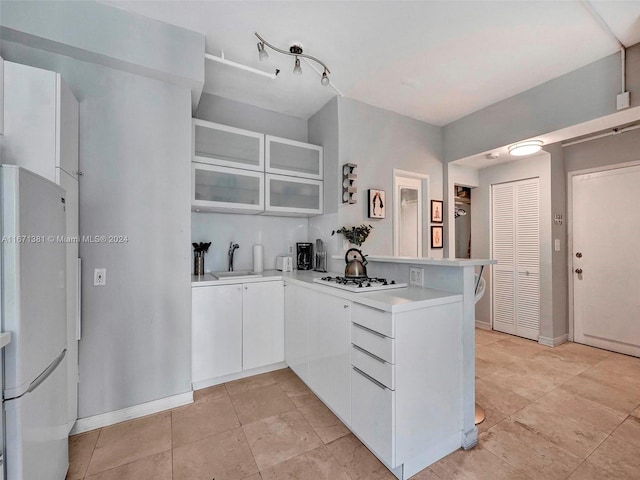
[492,178,540,340]
[243,281,285,370]
[191,285,243,384]
[572,164,640,356]
[393,175,423,257]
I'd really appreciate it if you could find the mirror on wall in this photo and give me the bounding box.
[393,172,426,257]
[454,185,471,258]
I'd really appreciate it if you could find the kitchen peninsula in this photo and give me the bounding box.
[191,256,494,480]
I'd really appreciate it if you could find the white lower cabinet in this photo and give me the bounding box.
[242,282,284,370]
[192,280,284,387]
[192,284,243,383]
[284,282,464,479]
[351,366,395,465]
[284,282,309,382]
[308,291,351,423]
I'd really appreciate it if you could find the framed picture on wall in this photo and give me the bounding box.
[368,189,386,219]
[431,225,443,249]
[431,199,443,223]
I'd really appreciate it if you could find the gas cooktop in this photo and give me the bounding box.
[313,276,408,293]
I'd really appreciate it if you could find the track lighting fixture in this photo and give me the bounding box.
[257,42,269,61]
[254,32,331,86]
[293,57,302,75]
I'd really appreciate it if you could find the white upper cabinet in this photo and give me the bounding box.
[265,174,323,216]
[192,163,264,213]
[266,135,323,180]
[2,61,79,181]
[192,119,264,171]
[0,56,4,135]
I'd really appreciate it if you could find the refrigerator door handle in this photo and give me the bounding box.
[26,349,67,395]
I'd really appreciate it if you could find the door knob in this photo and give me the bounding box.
[575,268,583,274]
[576,252,583,258]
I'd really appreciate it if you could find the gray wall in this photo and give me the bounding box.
[547,143,568,338]
[473,153,555,340]
[564,127,640,173]
[443,48,635,163]
[195,93,308,142]
[0,0,205,108]
[336,97,443,257]
[2,41,193,418]
[308,97,339,215]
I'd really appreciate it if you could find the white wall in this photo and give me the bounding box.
[1,41,193,418]
[473,153,554,340]
[192,213,308,272]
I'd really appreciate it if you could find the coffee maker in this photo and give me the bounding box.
[296,242,313,270]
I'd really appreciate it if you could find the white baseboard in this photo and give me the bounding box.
[538,334,569,347]
[71,391,193,435]
[475,321,492,331]
[192,361,287,391]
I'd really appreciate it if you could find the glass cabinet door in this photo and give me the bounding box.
[192,163,264,213]
[193,119,264,171]
[265,174,323,216]
[266,135,323,180]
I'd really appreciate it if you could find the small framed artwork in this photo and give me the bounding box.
[431,225,443,249]
[431,199,443,223]
[368,189,386,219]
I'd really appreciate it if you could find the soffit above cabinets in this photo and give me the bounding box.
[107,1,640,125]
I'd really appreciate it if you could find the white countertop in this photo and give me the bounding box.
[192,270,461,313]
[332,254,496,267]
[0,332,12,349]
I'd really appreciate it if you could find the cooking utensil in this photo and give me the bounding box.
[344,248,368,278]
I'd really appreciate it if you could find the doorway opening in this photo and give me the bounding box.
[393,170,428,257]
[454,185,472,258]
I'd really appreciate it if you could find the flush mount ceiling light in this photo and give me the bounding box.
[255,32,331,87]
[508,140,543,157]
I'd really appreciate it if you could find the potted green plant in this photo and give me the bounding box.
[331,224,373,247]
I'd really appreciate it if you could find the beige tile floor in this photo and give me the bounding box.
[67,329,640,479]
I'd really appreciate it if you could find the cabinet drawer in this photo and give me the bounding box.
[351,303,394,338]
[351,345,395,390]
[351,367,395,466]
[351,322,395,364]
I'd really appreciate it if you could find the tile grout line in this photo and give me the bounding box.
[82,428,102,479]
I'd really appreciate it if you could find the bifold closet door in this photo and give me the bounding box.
[492,178,540,340]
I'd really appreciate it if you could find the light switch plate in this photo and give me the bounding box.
[409,267,424,287]
[554,239,560,252]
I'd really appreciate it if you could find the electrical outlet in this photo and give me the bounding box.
[94,268,106,286]
[409,267,424,287]
[617,91,630,110]
[288,244,294,254]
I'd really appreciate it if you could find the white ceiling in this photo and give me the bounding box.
[105,1,640,125]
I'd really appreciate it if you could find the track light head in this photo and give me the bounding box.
[293,57,302,75]
[257,42,269,61]
[321,69,330,86]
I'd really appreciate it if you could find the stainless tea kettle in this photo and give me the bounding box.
[345,248,368,279]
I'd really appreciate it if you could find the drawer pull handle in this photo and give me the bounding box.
[352,344,386,364]
[357,304,386,313]
[353,366,388,391]
[352,322,386,338]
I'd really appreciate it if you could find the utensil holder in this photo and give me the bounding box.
[194,254,205,276]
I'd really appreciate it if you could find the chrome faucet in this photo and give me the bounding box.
[228,242,239,271]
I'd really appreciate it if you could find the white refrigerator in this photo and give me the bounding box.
[1,166,68,480]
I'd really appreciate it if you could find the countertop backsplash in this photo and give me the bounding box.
[192,212,309,273]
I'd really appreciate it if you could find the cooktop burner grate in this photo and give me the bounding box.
[313,275,407,292]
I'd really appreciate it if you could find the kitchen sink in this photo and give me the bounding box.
[212,271,263,280]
